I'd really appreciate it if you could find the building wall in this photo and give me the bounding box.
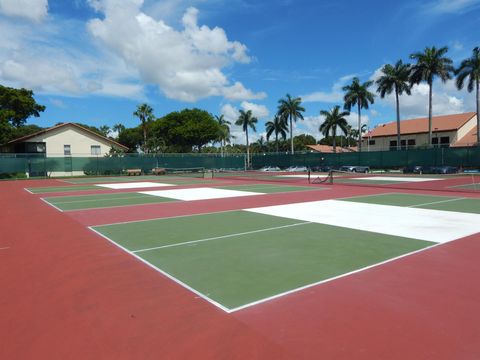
[362,130,458,151]
[26,126,115,157]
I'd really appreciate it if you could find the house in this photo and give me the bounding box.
[307,145,358,153]
[2,122,128,176]
[362,112,477,151]
[3,122,128,156]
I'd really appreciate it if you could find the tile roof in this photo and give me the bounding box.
[451,125,478,147]
[6,122,128,150]
[307,145,358,153]
[366,112,476,138]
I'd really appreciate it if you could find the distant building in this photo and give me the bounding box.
[2,122,128,156]
[307,145,358,153]
[362,112,477,151]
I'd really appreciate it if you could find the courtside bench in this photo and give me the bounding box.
[125,168,142,176]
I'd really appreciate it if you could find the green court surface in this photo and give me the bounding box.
[63,175,209,184]
[44,192,174,211]
[341,193,480,214]
[27,185,100,194]
[42,183,322,211]
[334,178,410,185]
[93,210,433,310]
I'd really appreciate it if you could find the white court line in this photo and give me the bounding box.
[48,194,158,205]
[0,247,10,250]
[132,221,312,253]
[408,197,466,208]
[88,227,231,313]
[40,198,64,212]
[24,188,34,194]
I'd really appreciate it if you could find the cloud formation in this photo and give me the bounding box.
[0,0,48,22]
[88,1,264,102]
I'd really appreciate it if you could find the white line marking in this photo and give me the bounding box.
[48,194,158,205]
[408,197,466,208]
[24,188,34,194]
[88,227,231,313]
[132,222,312,253]
[40,197,64,212]
[228,241,441,312]
[0,247,10,250]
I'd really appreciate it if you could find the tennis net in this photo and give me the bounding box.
[212,169,311,184]
[310,169,480,194]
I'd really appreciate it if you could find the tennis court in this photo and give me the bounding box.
[42,183,323,211]
[90,192,480,312]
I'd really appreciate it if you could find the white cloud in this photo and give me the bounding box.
[0,0,48,22]
[240,101,269,119]
[428,0,480,14]
[301,74,355,103]
[87,1,262,102]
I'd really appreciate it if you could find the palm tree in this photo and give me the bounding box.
[112,123,126,139]
[133,103,155,153]
[99,125,110,137]
[235,110,258,168]
[265,115,288,152]
[455,47,480,145]
[319,106,350,153]
[410,46,454,146]
[215,114,232,156]
[376,60,412,150]
[277,94,305,154]
[343,77,375,151]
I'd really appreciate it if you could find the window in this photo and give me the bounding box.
[407,139,416,146]
[64,145,71,156]
[389,140,397,150]
[91,145,101,155]
[368,139,375,145]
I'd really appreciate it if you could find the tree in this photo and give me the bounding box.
[133,103,155,153]
[277,94,305,154]
[215,114,232,156]
[112,123,126,139]
[235,110,258,168]
[343,77,375,151]
[0,85,45,127]
[319,106,350,153]
[151,108,220,152]
[99,125,110,137]
[117,127,142,152]
[455,47,480,145]
[293,134,317,151]
[376,60,412,150]
[410,46,454,145]
[265,115,288,152]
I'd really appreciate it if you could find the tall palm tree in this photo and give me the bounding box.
[235,110,258,168]
[343,77,375,151]
[277,94,305,154]
[410,46,454,146]
[112,123,126,139]
[99,125,110,137]
[215,114,232,156]
[265,115,288,152]
[455,47,480,145]
[376,60,412,150]
[133,103,155,153]
[319,106,350,153]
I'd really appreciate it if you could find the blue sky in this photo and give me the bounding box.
[0,0,479,142]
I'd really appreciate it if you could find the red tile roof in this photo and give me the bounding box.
[307,145,358,153]
[451,125,478,147]
[366,112,476,138]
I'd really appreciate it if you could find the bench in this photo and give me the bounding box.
[152,167,166,175]
[126,168,142,176]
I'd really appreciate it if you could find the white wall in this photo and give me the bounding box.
[27,125,116,157]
